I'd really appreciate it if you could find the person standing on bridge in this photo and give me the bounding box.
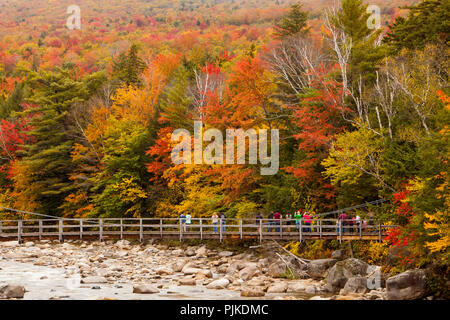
[274,211,281,232]
[303,212,312,232]
[267,211,274,232]
[294,211,302,231]
[220,212,227,232]
[338,212,347,234]
[285,212,292,232]
[179,213,186,232]
[212,212,219,233]
[355,215,361,233]
[185,213,192,232]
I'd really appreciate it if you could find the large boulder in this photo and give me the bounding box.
[238,263,261,281]
[206,278,230,289]
[331,249,347,261]
[266,282,288,293]
[0,284,25,299]
[325,258,369,293]
[266,261,286,278]
[386,269,428,300]
[172,259,189,272]
[286,280,309,293]
[341,276,369,294]
[241,287,265,297]
[133,284,160,294]
[306,259,337,279]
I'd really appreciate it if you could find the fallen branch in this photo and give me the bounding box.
[272,240,310,265]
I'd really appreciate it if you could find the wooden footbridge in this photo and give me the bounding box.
[0,217,396,243]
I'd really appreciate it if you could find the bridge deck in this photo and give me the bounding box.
[0,218,395,243]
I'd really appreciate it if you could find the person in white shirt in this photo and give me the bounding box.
[185,213,192,232]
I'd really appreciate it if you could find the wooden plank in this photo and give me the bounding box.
[200,218,203,240]
[58,219,63,243]
[139,218,143,242]
[239,220,242,239]
[99,219,103,242]
[299,219,302,243]
[38,220,42,241]
[18,220,22,244]
[259,220,262,243]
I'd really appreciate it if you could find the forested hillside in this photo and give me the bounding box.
[0,0,448,275]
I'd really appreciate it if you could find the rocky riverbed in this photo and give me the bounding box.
[0,239,429,300]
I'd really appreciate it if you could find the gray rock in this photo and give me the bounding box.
[386,269,428,300]
[286,280,309,293]
[266,262,286,278]
[325,258,369,293]
[218,251,234,257]
[240,287,265,297]
[133,284,160,294]
[341,276,369,294]
[238,264,261,281]
[306,259,337,279]
[206,278,230,289]
[331,249,347,261]
[178,278,197,286]
[266,282,288,293]
[0,284,25,299]
[81,276,108,284]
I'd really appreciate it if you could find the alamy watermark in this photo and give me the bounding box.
[66,5,81,30]
[367,5,381,30]
[171,121,279,175]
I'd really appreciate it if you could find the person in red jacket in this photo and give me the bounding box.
[273,211,281,232]
[303,212,312,232]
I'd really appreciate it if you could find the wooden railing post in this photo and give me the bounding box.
[259,219,262,243]
[139,218,143,242]
[160,219,163,238]
[18,220,22,244]
[120,219,123,240]
[200,218,203,240]
[179,219,182,242]
[39,220,43,241]
[339,220,342,243]
[0,220,2,237]
[239,219,243,239]
[319,220,322,239]
[299,219,303,243]
[219,219,223,242]
[359,221,362,240]
[99,218,103,242]
[280,219,283,238]
[58,219,63,243]
[378,223,382,243]
[80,219,83,240]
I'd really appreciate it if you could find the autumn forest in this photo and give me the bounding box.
[0,0,449,280]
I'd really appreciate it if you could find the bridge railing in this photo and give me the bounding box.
[0,218,396,243]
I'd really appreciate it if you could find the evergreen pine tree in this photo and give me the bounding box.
[16,68,89,215]
[274,2,309,39]
[112,44,146,87]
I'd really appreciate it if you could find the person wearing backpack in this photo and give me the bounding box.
[185,213,192,232]
[179,213,186,232]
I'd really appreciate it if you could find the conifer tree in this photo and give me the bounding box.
[112,44,146,87]
[274,2,309,39]
[16,68,89,215]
